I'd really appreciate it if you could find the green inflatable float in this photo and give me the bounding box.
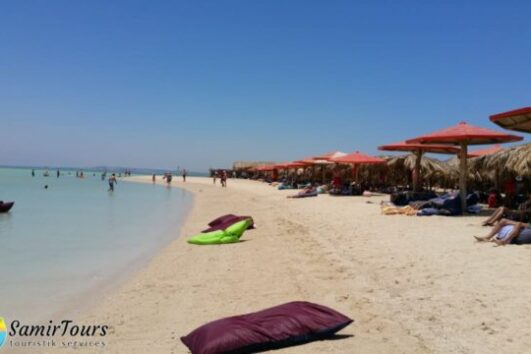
[188,218,253,245]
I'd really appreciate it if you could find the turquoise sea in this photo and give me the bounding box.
[0,168,193,322]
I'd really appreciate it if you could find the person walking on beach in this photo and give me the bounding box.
[108,173,118,192]
[182,169,187,182]
[221,170,227,187]
[213,171,217,184]
[152,173,156,183]
[166,172,172,185]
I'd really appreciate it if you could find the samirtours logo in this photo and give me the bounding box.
[0,318,109,350]
[0,317,7,348]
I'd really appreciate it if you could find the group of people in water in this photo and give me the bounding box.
[32,168,61,178]
[31,168,122,192]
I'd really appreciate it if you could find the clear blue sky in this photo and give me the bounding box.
[1,0,529,171]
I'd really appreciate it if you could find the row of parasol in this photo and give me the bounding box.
[254,107,530,212]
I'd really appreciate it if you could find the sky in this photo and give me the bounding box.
[1,0,529,172]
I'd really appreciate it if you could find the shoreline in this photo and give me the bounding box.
[56,176,531,354]
[0,171,193,324]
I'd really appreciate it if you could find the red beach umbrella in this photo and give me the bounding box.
[490,107,531,133]
[293,157,318,165]
[294,153,341,182]
[332,151,386,165]
[273,162,290,169]
[312,151,348,161]
[468,144,503,158]
[331,151,386,182]
[256,165,275,172]
[273,162,306,170]
[378,141,460,191]
[285,162,306,169]
[378,141,460,155]
[406,121,523,212]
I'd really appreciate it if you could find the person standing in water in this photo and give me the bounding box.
[56,169,60,178]
[31,169,35,177]
[152,173,156,183]
[108,173,118,192]
[182,169,187,182]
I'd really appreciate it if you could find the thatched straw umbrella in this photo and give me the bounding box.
[472,143,531,181]
[379,141,460,191]
[385,154,450,188]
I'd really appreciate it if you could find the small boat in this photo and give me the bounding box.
[0,201,14,213]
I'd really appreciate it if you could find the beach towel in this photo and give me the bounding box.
[180,301,353,354]
[381,203,417,216]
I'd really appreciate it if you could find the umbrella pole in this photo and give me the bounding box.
[459,142,468,214]
[413,150,422,192]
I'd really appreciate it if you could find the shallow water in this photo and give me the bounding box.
[0,168,193,322]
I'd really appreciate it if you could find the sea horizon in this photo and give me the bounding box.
[0,164,210,177]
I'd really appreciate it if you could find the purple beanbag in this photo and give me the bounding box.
[202,214,255,233]
[180,301,353,354]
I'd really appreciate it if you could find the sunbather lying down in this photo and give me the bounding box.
[288,186,318,198]
[474,219,531,246]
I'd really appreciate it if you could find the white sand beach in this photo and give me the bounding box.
[72,176,531,354]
